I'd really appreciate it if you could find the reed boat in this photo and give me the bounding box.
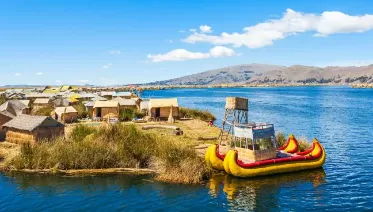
[205,96,326,177]
[223,138,326,178]
[206,122,326,178]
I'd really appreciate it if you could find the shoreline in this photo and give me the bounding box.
[0,167,156,176]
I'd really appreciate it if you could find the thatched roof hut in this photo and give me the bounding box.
[93,100,119,119]
[3,115,64,144]
[52,106,78,123]
[148,98,179,120]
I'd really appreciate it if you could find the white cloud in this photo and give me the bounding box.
[148,46,237,62]
[108,50,121,55]
[36,72,43,75]
[199,25,212,33]
[183,9,373,48]
[168,40,174,43]
[102,63,112,69]
[178,30,185,33]
[14,73,22,76]
[189,28,197,32]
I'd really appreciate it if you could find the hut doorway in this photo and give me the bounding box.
[97,108,102,117]
[155,108,160,118]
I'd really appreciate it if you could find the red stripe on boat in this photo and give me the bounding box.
[215,144,225,160]
[236,143,323,168]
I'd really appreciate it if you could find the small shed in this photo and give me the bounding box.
[3,115,64,144]
[93,100,119,119]
[148,98,179,120]
[52,106,78,123]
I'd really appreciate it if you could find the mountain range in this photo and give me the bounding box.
[148,63,373,85]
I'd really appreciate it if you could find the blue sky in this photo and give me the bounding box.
[1,0,373,85]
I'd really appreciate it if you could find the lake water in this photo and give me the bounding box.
[1,86,373,211]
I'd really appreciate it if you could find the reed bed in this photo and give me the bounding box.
[6,124,210,184]
[179,107,216,122]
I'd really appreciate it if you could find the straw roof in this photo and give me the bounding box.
[149,98,178,108]
[34,98,50,104]
[60,85,73,92]
[92,96,107,101]
[84,101,94,107]
[0,100,28,118]
[112,97,136,106]
[26,93,54,98]
[100,91,114,96]
[3,115,64,131]
[54,106,78,116]
[113,92,131,97]
[93,100,119,108]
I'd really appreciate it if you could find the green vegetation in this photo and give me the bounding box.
[73,102,90,119]
[33,105,54,116]
[7,124,209,184]
[119,109,145,121]
[0,95,6,105]
[275,132,287,147]
[179,107,216,122]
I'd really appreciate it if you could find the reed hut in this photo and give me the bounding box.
[93,100,119,119]
[3,115,64,144]
[51,106,78,123]
[148,98,179,120]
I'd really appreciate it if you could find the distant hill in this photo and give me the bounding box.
[148,64,373,85]
[148,64,286,85]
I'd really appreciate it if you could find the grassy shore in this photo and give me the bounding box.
[1,119,219,184]
[0,117,313,184]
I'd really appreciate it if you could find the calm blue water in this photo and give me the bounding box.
[1,86,373,211]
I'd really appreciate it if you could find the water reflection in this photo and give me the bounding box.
[3,172,154,195]
[208,169,326,211]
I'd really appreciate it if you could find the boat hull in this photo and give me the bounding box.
[224,139,326,178]
[205,144,226,171]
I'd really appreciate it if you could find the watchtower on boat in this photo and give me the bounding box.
[219,97,249,154]
[219,97,277,162]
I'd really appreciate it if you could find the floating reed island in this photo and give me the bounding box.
[0,108,220,184]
